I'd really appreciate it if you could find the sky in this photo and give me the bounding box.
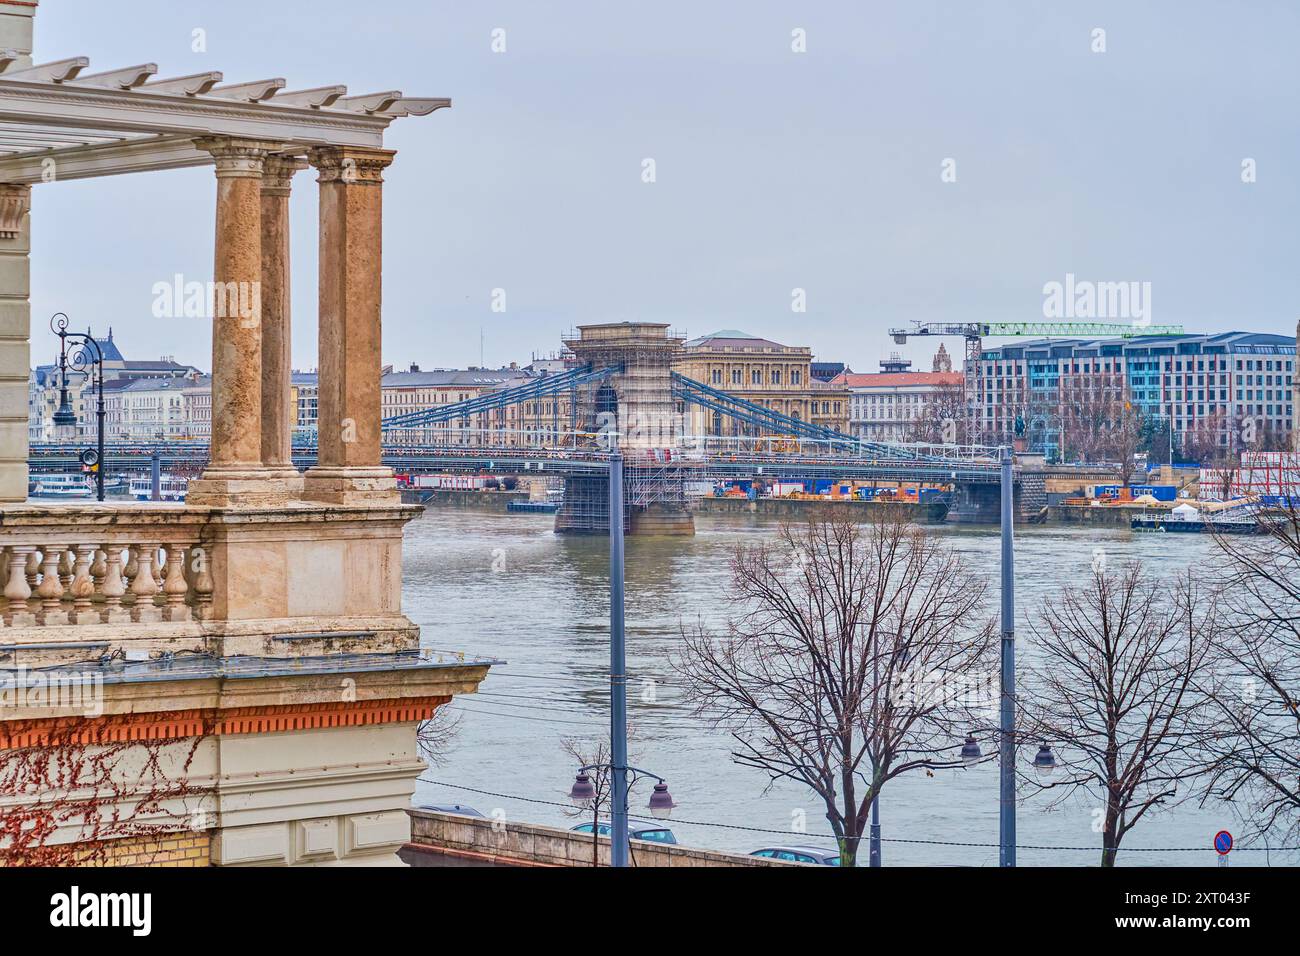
[29,0,1300,374]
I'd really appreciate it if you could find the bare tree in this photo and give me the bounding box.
[1182,409,1233,467]
[1056,373,1143,481]
[415,706,462,768]
[905,382,967,445]
[677,514,995,867]
[1203,502,1300,843]
[1021,563,1217,866]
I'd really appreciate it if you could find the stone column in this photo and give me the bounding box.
[188,137,288,508]
[302,146,399,505]
[260,155,307,491]
[0,183,30,502]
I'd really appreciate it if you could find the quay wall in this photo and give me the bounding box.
[403,489,529,512]
[695,496,948,524]
[403,809,799,867]
[1048,505,1142,527]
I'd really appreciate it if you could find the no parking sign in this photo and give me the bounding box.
[1214,830,1233,865]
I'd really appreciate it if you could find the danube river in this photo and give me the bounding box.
[404,507,1293,867]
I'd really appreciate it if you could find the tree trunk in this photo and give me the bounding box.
[1101,803,1120,867]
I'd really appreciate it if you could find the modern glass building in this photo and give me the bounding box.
[974,331,1295,459]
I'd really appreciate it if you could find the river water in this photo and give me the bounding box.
[404,508,1294,867]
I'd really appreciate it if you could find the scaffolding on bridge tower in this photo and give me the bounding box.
[555,324,695,535]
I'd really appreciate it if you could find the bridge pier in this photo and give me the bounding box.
[554,471,695,536]
[949,469,1046,524]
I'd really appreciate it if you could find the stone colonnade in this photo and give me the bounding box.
[186,137,398,508]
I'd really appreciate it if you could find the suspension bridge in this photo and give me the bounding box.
[28,323,1043,531]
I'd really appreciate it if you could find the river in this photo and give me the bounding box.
[404,508,1294,867]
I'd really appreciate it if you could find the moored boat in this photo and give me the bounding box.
[30,473,93,498]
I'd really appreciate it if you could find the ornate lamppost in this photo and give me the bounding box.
[50,312,107,501]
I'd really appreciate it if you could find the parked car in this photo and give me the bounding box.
[420,803,485,818]
[570,821,677,845]
[750,845,841,866]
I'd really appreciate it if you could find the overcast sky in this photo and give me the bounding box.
[31,0,1300,373]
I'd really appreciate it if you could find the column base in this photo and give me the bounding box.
[188,469,293,508]
[301,467,400,506]
[261,466,305,496]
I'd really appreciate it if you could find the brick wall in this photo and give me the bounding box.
[2,831,212,867]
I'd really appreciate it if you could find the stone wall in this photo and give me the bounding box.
[405,808,800,867]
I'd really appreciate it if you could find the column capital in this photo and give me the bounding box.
[262,155,309,196]
[308,146,396,186]
[194,137,286,179]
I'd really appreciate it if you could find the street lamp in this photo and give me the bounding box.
[568,772,596,807]
[571,445,681,866]
[960,734,982,767]
[568,765,676,824]
[998,444,1016,867]
[51,313,107,501]
[648,781,676,819]
[1033,743,1057,777]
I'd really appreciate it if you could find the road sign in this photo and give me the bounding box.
[1214,830,1233,855]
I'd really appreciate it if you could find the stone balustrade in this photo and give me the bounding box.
[0,505,211,633]
[1,537,210,630]
[0,501,421,667]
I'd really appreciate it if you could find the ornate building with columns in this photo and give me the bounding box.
[0,1,490,867]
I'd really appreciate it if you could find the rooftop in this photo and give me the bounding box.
[683,329,807,352]
[833,371,965,389]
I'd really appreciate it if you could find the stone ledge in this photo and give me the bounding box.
[407,808,803,868]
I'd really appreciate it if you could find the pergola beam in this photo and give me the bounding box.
[0,135,216,183]
[67,63,159,90]
[0,78,392,144]
[0,53,450,183]
[2,56,89,83]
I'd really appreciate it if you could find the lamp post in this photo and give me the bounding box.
[608,447,629,864]
[999,444,1016,867]
[565,446,680,866]
[51,313,106,502]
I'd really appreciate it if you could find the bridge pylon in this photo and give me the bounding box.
[556,323,694,535]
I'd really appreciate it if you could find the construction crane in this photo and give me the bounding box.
[887,320,1187,442]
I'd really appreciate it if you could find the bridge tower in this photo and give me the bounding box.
[555,322,694,535]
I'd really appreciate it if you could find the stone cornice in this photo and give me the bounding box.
[0,694,451,748]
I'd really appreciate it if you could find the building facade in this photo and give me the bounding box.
[675,330,849,436]
[974,331,1295,459]
[380,364,553,445]
[28,330,200,442]
[836,366,965,443]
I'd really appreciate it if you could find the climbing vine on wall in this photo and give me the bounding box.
[0,714,215,867]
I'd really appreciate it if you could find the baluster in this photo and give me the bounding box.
[90,549,107,605]
[162,546,189,622]
[130,543,162,623]
[123,546,140,609]
[4,545,37,626]
[36,547,68,625]
[67,544,98,624]
[191,544,214,621]
[153,547,165,588]
[102,546,130,624]
[58,546,74,590]
[24,548,40,592]
[0,548,8,619]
